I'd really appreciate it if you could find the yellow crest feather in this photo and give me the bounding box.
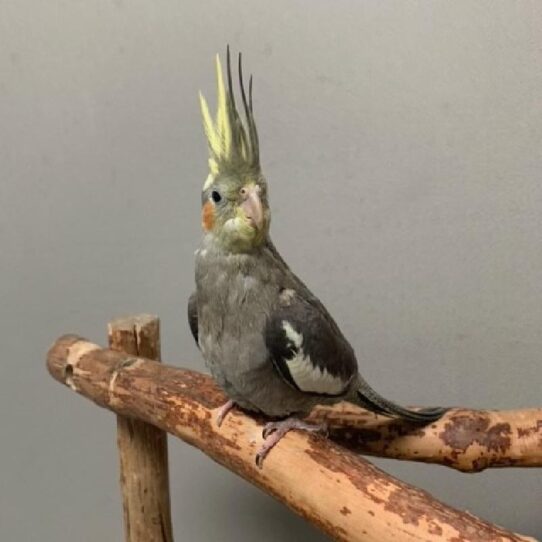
[215,55,231,157]
[199,49,260,179]
[199,92,219,156]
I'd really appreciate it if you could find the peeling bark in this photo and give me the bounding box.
[308,403,542,472]
[46,334,538,542]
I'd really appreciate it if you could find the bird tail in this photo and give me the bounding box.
[351,374,449,423]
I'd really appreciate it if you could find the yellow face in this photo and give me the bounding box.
[199,51,267,252]
[201,174,270,252]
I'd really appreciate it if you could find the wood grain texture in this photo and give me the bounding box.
[107,315,173,542]
[47,334,538,542]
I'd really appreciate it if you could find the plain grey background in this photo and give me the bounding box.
[1,1,541,540]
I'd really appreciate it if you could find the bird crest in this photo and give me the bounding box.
[199,47,260,186]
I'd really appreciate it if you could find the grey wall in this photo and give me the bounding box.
[2,1,541,540]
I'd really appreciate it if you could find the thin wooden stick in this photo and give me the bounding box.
[108,315,173,542]
[47,335,537,542]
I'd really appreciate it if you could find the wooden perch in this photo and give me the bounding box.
[47,334,538,542]
[308,403,542,473]
[108,315,173,542]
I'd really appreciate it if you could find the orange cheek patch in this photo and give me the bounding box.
[201,201,215,231]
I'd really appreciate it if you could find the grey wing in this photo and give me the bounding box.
[187,292,199,347]
[265,292,358,397]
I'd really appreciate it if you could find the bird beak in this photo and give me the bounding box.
[240,185,264,230]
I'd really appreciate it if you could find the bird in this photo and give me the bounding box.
[189,48,448,467]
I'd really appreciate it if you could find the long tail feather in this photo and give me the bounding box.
[353,375,449,423]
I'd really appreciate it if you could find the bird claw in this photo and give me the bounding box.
[215,399,236,427]
[255,450,266,469]
[256,418,327,468]
[261,421,280,439]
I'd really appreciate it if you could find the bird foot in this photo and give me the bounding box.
[255,417,327,468]
[215,399,236,427]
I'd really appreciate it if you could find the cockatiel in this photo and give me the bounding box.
[189,49,448,466]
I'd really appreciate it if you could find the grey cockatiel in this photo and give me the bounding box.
[189,49,448,466]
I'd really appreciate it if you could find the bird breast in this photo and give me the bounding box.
[195,250,279,374]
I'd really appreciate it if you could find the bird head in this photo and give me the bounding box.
[198,48,270,253]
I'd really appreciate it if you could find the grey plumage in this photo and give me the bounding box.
[191,49,447,463]
[191,237,447,421]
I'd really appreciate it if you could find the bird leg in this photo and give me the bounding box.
[215,399,236,427]
[256,417,327,468]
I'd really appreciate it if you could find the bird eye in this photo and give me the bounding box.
[211,190,222,203]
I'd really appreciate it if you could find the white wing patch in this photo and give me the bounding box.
[282,321,303,348]
[281,321,346,395]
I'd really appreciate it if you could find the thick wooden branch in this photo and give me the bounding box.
[108,315,173,542]
[308,403,542,473]
[47,335,537,542]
